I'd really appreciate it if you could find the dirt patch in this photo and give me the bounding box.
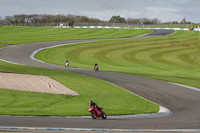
[0,72,79,95]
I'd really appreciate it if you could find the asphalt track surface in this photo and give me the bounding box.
[0,30,200,131]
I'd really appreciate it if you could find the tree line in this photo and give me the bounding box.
[0,14,101,25]
[0,14,191,25]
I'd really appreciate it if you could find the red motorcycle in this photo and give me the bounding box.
[88,106,107,119]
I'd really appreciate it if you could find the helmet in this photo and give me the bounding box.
[89,100,92,104]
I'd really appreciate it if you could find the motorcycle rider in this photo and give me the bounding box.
[89,100,102,114]
[65,60,69,67]
[94,63,98,71]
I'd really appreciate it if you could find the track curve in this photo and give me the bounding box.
[0,30,200,129]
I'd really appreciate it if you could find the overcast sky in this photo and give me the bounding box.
[0,0,199,23]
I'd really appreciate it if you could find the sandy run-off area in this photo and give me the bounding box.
[0,72,79,95]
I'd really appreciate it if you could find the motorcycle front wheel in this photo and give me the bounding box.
[101,111,107,119]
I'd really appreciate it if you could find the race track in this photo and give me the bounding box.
[0,30,200,130]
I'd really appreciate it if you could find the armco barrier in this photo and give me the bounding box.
[193,28,200,31]
[73,26,124,28]
[58,26,199,31]
[58,26,72,28]
[73,26,190,30]
[134,28,190,31]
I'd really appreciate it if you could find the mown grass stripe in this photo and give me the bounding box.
[35,30,200,89]
[0,26,152,44]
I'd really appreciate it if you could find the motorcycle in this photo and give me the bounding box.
[94,65,98,71]
[88,106,107,119]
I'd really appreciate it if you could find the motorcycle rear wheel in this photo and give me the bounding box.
[91,112,97,119]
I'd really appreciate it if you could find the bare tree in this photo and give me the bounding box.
[0,14,191,26]
[126,17,160,24]
[1,14,103,25]
[182,17,186,24]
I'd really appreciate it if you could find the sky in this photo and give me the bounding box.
[0,0,199,23]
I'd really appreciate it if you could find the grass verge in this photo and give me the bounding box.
[0,26,152,44]
[35,30,200,89]
[0,61,159,116]
[0,45,5,48]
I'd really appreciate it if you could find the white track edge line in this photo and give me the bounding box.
[0,126,200,132]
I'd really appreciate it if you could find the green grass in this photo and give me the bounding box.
[0,26,152,44]
[193,24,200,28]
[35,30,200,89]
[0,45,5,48]
[0,61,159,116]
[0,26,158,116]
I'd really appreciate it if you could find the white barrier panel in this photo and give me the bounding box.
[57,26,73,28]
[134,28,190,31]
[193,28,200,31]
[73,26,124,29]
[57,26,199,31]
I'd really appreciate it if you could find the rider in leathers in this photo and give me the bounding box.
[89,100,102,114]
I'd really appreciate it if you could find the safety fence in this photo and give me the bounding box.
[73,22,194,29]
[73,26,124,29]
[0,22,195,28]
[134,27,190,31]
[1,22,199,31]
[59,26,194,31]
[0,23,63,27]
[193,28,200,31]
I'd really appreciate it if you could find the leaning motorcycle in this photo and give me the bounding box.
[88,106,107,119]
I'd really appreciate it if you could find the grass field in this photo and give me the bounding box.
[0,45,4,48]
[0,61,159,116]
[0,26,158,116]
[0,26,152,44]
[35,30,200,89]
